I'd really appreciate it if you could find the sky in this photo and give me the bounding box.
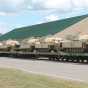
[0,0,88,34]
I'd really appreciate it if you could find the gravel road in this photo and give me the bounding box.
[0,57,88,83]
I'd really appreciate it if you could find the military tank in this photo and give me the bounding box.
[55,34,88,62]
[15,37,39,52]
[0,42,7,51]
[33,36,62,53]
[0,39,20,52]
[60,39,84,53]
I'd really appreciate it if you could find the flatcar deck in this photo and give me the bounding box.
[0,51,88,57]
[0,51,88,63]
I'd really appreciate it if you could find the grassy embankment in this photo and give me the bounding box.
[0,68,87,88]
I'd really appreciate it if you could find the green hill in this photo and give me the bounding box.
[0,14,88,41]
[0,33,2,36]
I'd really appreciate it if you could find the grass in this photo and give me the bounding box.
[0,68,87,88]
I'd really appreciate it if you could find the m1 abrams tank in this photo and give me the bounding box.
[15,37,39,52]
[60,39,84,53]
[56,35,88,63]
[33,36,62,53]
[0,39,20,52]
[0,42,8,51]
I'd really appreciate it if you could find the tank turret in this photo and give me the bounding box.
[79,34,88,42]
[0,41,10,51]
[23,36,62,53]
[17,37,40,52]
[44,37,62,48]
[4,39,20,51]
[6,39,20,47]
[27,38,39,45]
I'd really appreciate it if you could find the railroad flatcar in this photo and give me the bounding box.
[0,35,88,63]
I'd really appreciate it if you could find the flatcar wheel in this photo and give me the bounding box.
[56,56,62,61]
[56,57,60,61]
[84,57,88,63]
[73,59,79,63]
[62,57,67,62]
[63,58,66,62]
[65,57,69,62]
[65,59,69,62]
[82,59,87,63]
[79,59,84,63]
[59,56,64,62]
[66,56,72,62]
[79,59,85,63]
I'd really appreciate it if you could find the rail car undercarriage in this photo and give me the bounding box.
[0,50,88,63]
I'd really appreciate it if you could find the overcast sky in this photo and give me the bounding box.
[0,0,88,34]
